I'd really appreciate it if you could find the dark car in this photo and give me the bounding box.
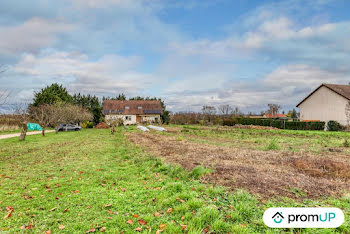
[58,124,82,131]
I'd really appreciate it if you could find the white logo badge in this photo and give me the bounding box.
[263,208,344,228]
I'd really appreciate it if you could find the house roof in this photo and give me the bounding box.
[103,100,163,115]
[264,114,287,118]
[296,83,350,107]
[272,212,284,219]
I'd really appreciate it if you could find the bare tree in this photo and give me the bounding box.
[28,104,54,136]
[65,104,92,125]
[202,105,216,122]
[267,104,281,116]
[29,103,93,135]
[232,107,242,117]
[106,117,124,134]
[59,104,93,131]
[50,103,65,134]
[14,103,29,141]
[202,106,216,115]
[218,104,233,115]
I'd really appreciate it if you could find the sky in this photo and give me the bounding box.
[1,0,350,113]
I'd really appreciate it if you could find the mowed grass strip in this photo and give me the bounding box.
[0,129,349,233]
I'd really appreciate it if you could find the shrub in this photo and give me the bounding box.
[95,122,109,129]
[343,139,350,148]
[228,118,325,131]
[222,118,238,126]
[82,121,94,128]
[327,120,344,131]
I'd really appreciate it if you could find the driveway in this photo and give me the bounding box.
[0,130,55,140]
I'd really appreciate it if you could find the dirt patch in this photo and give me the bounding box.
[126,132,350,199]
[293,157,350,179]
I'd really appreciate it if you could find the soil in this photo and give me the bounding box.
[126,132,350,199]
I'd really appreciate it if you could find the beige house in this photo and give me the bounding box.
[103,100,162,125]
[297,84,350,125]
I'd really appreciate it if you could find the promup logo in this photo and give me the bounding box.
[272,212,284,224]
[263,208,344,228]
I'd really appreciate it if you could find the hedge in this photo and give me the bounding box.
[223,118,325,131]
[327,120,344,131]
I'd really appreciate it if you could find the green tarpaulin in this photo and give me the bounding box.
[27,123,42,131]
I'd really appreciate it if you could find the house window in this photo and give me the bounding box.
[125,106,130,109]
[138,106,142,109]
[125,116,131,120]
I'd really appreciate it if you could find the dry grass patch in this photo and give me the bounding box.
[127,132,350,200]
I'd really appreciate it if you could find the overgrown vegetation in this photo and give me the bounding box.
[0,129,349,232]
[157,124,350,154]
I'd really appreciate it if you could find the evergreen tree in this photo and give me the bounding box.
[73,94,102,125]
[33,83,72,106]
[291,108,298,119]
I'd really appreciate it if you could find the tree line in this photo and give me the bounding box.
[13,83,172,140]
[169,104,299,125]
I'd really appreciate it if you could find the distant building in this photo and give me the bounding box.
[297,83,350,125]
[103,100,162,125]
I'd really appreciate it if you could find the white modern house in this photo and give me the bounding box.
[103,100,162,125]
[297,83,350,125]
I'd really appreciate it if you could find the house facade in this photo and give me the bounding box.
[103,100,162,125]
[296,83,350,125]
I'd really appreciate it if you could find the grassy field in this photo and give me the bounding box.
[0,129,20,135]
[0,127,349,233]
[160,125,350,154]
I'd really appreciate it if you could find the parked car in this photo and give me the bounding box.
[57,124,82,131]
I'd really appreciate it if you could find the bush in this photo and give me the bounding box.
[223,118,325,131]
[82,121,94,128]
[222,118,238,126]
[327,120,344,131]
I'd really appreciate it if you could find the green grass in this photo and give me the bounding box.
[264,138,280,151]
[0,128,20,135]
[159,124,350,154]
[0,129,349,233]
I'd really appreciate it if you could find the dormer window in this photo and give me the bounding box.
[138,106,142,109]
[125,106,130,109]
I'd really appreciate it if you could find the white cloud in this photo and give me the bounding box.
[13,51,154,96]
[167,16,343,63]
[162,64,350,112]
[264,64,349,87]
[72,0,148,9]
[0,17,74,55]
